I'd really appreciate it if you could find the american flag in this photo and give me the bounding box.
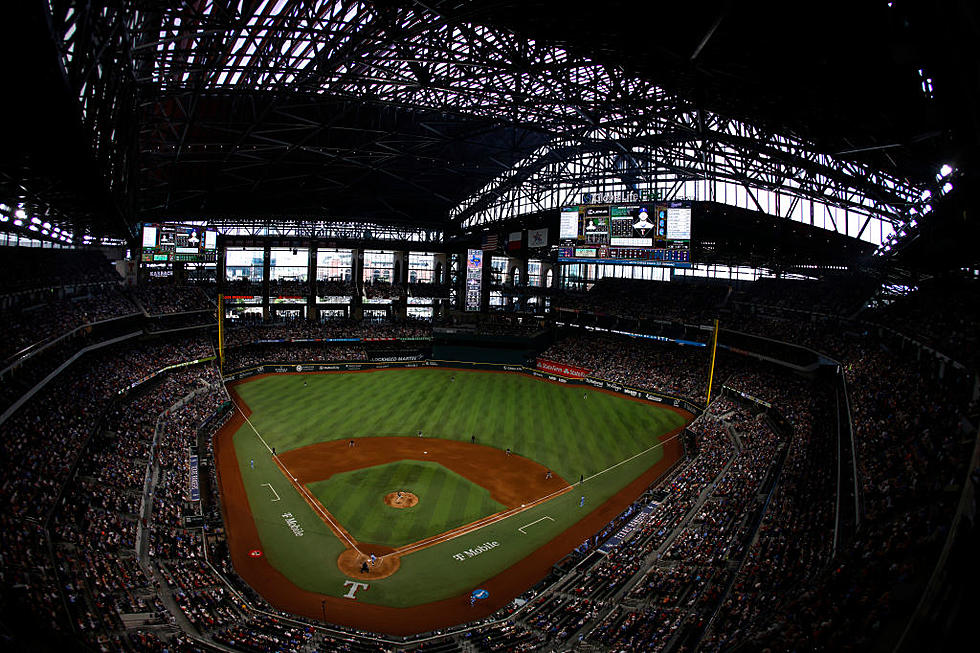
[481,233,499,250]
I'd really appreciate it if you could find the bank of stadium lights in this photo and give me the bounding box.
[918,69,935,100]
[878,164,956,255]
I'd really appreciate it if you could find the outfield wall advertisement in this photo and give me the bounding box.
[535,358,591,378]
[224,359,703,416]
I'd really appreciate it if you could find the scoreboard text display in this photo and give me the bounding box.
[464,249,483,311]
[558,201,692,267]
[141,223,218,263]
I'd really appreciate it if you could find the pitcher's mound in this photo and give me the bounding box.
[337,546,400,580]
[384,491,419,509]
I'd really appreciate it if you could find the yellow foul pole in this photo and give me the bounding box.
[217,294,225,375]
[706,318,719,407]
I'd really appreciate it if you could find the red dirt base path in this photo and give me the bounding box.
[214,379,690,636]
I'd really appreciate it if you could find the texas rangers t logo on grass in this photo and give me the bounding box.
[342,580,369,599]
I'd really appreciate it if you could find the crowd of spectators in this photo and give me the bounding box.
[1,270,977,651]
[539,334,708,401]
[1,284,139,362]
[406,282,450,298]
[537,276,976,651]
[865,277,980,370]
[267,279,309,298]
[0,331,221,650]
[732,275,879,316]
[362,281,403,299]
[554,278,730,323]
[136,284,214,315]
[223,278,264,298]
[0,246,119,295]
[717,338,973,651]
[223,317,431,348]
[0,336,213,522]
[145,311,218,333]
[224,345,368,370]
[573,398,785,650]
[315,279,356,299]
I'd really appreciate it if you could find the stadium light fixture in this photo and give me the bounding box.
[940,164,953,177]
[13,219,23,226]
[920,189,931,200]
[15,208,26,220]
[942,182,953,195]
[29,224,39,231]
[31,216,41,225]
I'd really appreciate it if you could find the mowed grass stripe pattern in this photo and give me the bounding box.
[306,461,506,548]
[235,369,687,483]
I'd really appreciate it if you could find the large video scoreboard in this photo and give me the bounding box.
[558,201,692,267]
[141,223,218,263]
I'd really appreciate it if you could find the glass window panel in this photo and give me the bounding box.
[363,250,394,283]
[225,247,264,282]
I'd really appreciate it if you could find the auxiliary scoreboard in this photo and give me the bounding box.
[558,201,692,267]
[141,223,218,263]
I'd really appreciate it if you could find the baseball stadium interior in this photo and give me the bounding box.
[2,0,979,651]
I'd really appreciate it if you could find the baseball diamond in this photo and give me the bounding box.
[215,367,690,633]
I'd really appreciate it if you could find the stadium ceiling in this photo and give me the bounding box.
[1,1,976,256]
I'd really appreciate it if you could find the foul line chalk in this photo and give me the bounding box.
[518,516,554,534]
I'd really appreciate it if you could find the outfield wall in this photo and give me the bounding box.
[222,359,704,416]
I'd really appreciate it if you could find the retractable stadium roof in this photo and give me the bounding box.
[1,0,975,265]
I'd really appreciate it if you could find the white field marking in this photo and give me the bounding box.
[261,483,281,502]
[518,516,554,534]
[581,429,684,484]
[393,427,687,558]
[229,398,363,555]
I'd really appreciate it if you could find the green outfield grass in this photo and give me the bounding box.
[230,368,689,607]
[306,460,507,548]
[234,368,685,481]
